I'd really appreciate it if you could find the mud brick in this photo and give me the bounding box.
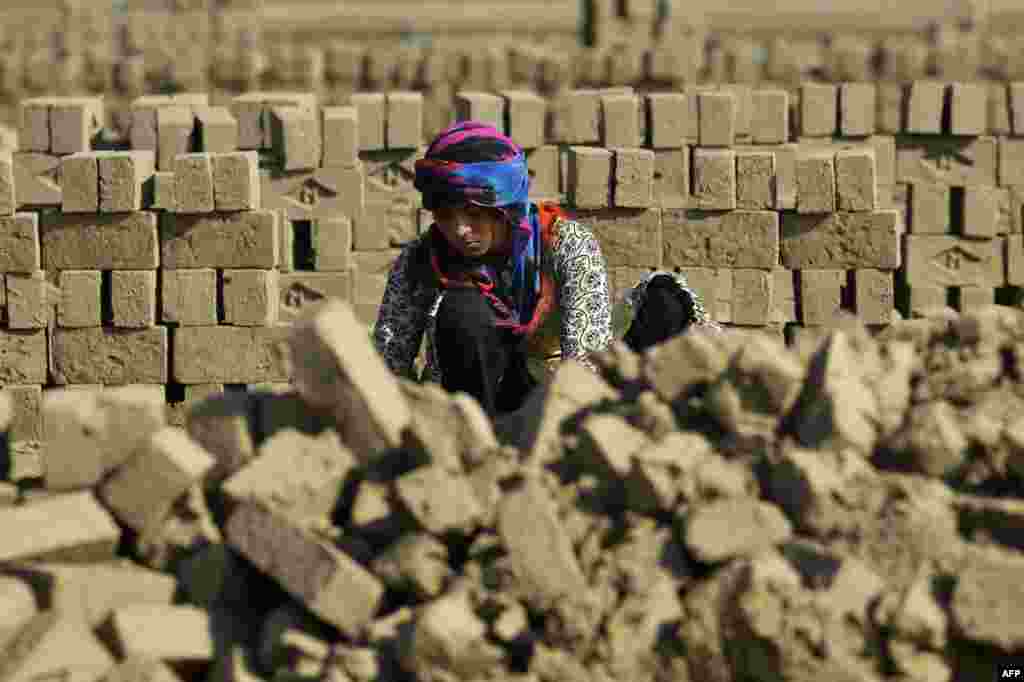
[351,250,401,304]
[869,135,896,188]
[100,426,214,538]
[781,210,901,269]
[157,106,194,172]
[601,95,640,149]
[161,210,278,269]
[799,82,837,138]
[526,146,560,199]
[212,152,260,212]
[0,575,35,648]
[999,138,1024,187]
[653,148,690,209]
[452,91,503,133]
[110,270,156,329]
[904,235,1003,288]
[0,611,115,682]
[0,213,40,273]
[495,91,543,151]
[839,82,876,137]
[6,272,49,329]
[195,106,238,154]
[697,91,735,147]
[751,89,789,144]
[230,93,317,151]
[173,326,288,384]
[736,150,775,210]
[52,327,167,385]
[796,149,836,214]
[772,268,797,323]
[645,92,688,149]
[963,185,1001,238]
[226,499,384,637]
[385,92,422,150]
[719,84,752,140]
[0,490,120,562]
[312,215,352,272]
[129,96,169,154]
[161,268,216,326]
[910,182,950,233]
[905,80,945,134]
[19,98,57,152]
[1012,82,1024,136]
[50,98,102,155]
[151,172,174,210]
[835,148,877,211]
[0,149,14,215]
[60,153,98,213]
[852,268,894,324]
[171,153,215,214]
[0,330,47,384]
[567,146,612,209]
[321,106,359,167]
[278,272,352,325]
[692,147,736,210]
[663,209,778,269]
[997,186,1022,234]
[898,136,998,187]
[799,269,845,326]
[97,151,154,213]
[1005,235,1024,285]
[957,286,994,310]
[222,269,278,327]
[768,143,798,210]
[612,147,653,208]
[346,93,386,152]
[731,269,774,326]
[988,83,1011,136]
[109,605,213,662]
[572,207,659,269]
[906,286,946,315]
[949,82,987,136]
[2,384,42,443]
[557,89,601,144]
[270,106,321,173]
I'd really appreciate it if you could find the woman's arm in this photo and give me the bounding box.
[552,220,614,373]
[372,242,431,381]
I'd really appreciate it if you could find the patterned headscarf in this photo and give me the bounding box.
[413,121,562,338]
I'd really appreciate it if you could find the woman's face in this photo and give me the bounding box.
[433,204,508,257]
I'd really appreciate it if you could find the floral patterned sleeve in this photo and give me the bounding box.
[372,242,431,381]
[552,220,614,373]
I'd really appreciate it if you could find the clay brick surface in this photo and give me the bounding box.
[0,330,47,384]
[839,82,876,137]
[1007,235,1024,286]
[904,235,1003,288]
[345,92,386,152]
[869,135,896,189]
[645,92,689,149]
[13,152,61,208]
[454,91,504,134]
[988,83,1011,136]
[601,94,641,148]
[20,98,55,152]
[963,185,1001,238]
[898,136,996,188]
[653,148,690,209]
[578,207,661,268]
[173,326,289,384]
[751,89,789,144]
[161,210,278,269]
[162,268,217,326]
[771,268,796,323]
[613,147,653,208]
[195,106,238,154]
[157,106,194,172]
[111,270,157,328]
[800,82,837,137]
[42,212,159,270]
[800,268,845,325]
[52,326,167,385]
[796,149,836,213]
[698,91,735,147]
[222,269,278,327]
[60,153,98,213]
[386,92,423,150]
[909,182,950,234]
[0,490,120,563]
[719,84,752,140]
[663,209,778,269]
[50,98,101,155]
[212,151,260,212]
[692,147,736,210]
[999,138,1024,187]
[553,89,600,144]
[57,270,101,328]
[0,213,40,273]
[835,148,877,212]
[278,271,352,324]
[567,146,611,209]
[781,210,901,269]
[736,150,774,210]
[906,80,945,134]
[152,172,174,211]
[6,271,49,330]
[98,151,155,213]
[732,268,773,326]
[0,149,15,216]
[854,268,894,324]
[270,106,321,172]
[501,91,545,150]
[322,106,359,167]
[1011,82,1024,136]
[0,612,114,682]
[173,154,215,214]
[229,93,316,151]
[311,215,352,271]
[949,82,987,136]
[110,605,215,662]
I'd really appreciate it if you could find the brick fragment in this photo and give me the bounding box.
[835,147,878,211]
[99,426,214,538]
[222,269,278,327]
[394,466,485,536]
[692,147,736,210]
[42,212,159,270]
[98,151,155,213]
[685,498,792,563]
[796,149,836,213]
[781,210,901,269]
[0,577,36,651]
[0,213,40,273]
[173,153,215,214]
[904,235,1003,288]
[0,491,120,563]
[321,106,359,167]
[0,612,115,682]
[110,605,214,662]
[226,499,385,637]
[111,269,157,328]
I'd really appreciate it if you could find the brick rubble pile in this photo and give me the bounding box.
[2,298,1024,682]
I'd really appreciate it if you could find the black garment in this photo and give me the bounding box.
[435,274,693,419]
[435,287,539,418]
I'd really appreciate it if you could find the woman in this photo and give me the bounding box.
[372,120,721,418]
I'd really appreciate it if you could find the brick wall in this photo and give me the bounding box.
[1,82,1023,452]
